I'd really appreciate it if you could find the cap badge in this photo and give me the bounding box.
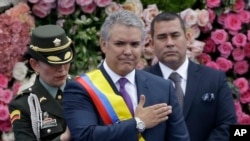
[53,38,61,46]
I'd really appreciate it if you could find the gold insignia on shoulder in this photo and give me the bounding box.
[64,51,71,60]
[47,56,61,61]
[40,97,47,103]
[53,38,61,46]
[10,110,21,124]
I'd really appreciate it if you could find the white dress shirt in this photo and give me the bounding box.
[159,57,189,95]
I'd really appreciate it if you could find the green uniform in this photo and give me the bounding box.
[9,76,72,141]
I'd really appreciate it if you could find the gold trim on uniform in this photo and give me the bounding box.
[29,37,72,52]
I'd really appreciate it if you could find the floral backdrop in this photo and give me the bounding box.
[1,0,250,140]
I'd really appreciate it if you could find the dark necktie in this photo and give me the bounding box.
[118,78,134,115]
[169,72,184,110]
[56,89,63,105]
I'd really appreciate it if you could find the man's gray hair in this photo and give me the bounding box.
[100,10,146,43]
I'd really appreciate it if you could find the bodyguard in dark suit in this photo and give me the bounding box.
[9,25,74,141]
[63,10,189,141]
[145,11,237,141]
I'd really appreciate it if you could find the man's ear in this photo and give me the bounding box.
[185,31,192,45]
[99,37,107,53]
[148,35,154,52]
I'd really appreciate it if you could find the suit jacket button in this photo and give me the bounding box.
[47,129,51,133]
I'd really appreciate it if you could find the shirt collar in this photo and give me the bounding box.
[159,57,189,81]
[39,77,65,98]
[103,60,135,85]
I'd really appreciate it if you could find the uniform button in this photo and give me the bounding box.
[57,95,62,100]
[47,129,51,133]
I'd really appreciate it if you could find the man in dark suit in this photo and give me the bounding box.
[9,25,73,141]
[144,11,237,141]
[62,10,189,141]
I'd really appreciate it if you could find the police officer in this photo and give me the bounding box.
[9,25,74,141]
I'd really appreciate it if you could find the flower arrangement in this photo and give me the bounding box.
[0,2,34,139]
[195,0,250,124]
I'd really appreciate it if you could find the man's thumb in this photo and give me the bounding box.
[138,95,145,107]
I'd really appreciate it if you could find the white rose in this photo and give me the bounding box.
[180,8,197,27]
[12,62,28,81]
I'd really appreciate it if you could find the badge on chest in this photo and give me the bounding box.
[41,112,57,129]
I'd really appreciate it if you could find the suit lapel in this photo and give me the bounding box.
[183,61,201,118]
[135,70,150,107]
[149,63,164,77]
[32,78,64,118]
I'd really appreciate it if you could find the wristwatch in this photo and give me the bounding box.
[135,117,145,132]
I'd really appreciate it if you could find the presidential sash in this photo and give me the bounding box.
[76,69,145,141]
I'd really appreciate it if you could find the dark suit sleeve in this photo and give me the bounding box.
[207,72,236,141]
[9,100,37,141]
[62,80,139,141]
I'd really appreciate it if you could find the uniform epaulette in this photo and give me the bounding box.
[14,87,33,100]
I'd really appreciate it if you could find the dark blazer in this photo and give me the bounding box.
[9,76,68,141]
[144,60,237,141]
[62,65,190,141]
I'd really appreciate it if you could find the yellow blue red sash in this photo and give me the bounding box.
[76,69,145,141]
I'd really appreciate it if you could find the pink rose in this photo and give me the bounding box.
[200,23,212,33]
[196,9,209,27]
[197,53,212,64]
[206,0,221,8]
[105,2,121,16]
[232,33,247,48]
[186,25,200,41]
[205,61,220,70]
[58,0,75,8]
[142,4,160,25]
[0,74,8,88]
[208,8,216,23]
[224,13,242,31]
[81,2,96,14]
[0,119,12,132]
[76,0,93,6]
[1,89,13,104]
[211,29,228,45]
[0,104,9,121]
[32,3,50,18]
[234,77,249,94]
[43,0,56,3]
[237,112,250,124]
[247,30,250,41]
[94,0,112,7]
[218,42,233,58]
[240,89,250,103]
[244,43,250,58]
[187,40,205,60]
[180,8,197,27]
[233,0,245,12]
[239,10,250,23]
[217,13,227,25]
[203,38,216,53]
[216,57,233,72]
[28,0,40,3]
[12,81,21,96]
[232,48,245,61]
[234,60,249,75]
[57,5,75,15]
